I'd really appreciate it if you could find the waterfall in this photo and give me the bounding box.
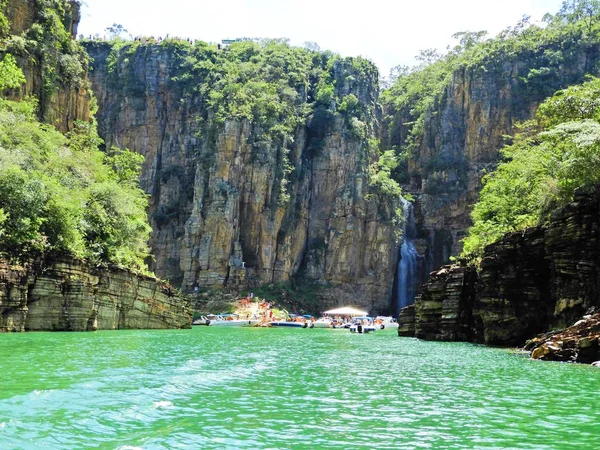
[396,198,419,315]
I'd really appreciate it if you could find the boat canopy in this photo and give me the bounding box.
[323,306,368,316]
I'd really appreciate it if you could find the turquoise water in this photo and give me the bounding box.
[1,327,599,449]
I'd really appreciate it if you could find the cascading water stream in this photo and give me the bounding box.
[396,198,419,315]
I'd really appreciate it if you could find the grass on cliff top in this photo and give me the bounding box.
[461,76,600,260]
[0,98,152,272]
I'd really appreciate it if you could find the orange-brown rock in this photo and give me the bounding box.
[526,312,600,363]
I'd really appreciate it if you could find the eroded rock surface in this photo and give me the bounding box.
[84,42,400,312]
[0,256,192,332]
[400,188,600,349]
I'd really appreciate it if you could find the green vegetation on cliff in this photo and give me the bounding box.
[0,0,152,271]
[0,97,150,268]
[88,37,401,202]
[0,53,24,90]
[1,0,89,121]
[381,0,600,183]
[0,98,151,269]
[462,77,600,257]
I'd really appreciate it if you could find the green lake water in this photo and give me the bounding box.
[1,327,599,449]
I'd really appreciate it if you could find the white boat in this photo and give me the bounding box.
[349,317,377,333]
[312,317,333,328]
[375,316,399,331]
[198,314,259,327]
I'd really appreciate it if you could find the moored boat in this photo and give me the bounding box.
[196,314,259,327]
[313,317,333,328]
[349,317,378,333]
[375,316,399,331]
[269,320,308,328]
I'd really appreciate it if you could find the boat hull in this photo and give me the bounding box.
[269,321,307,328]
[210,320,259,327]
[349,325,377,333]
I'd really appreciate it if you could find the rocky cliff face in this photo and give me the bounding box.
[526,312,600,364]
[0,255,192,332]
[2,0,91,132]
[387,46,600,277]
[401,188,600,346]
[84,42,400,313]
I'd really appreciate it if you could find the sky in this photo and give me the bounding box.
[78,0,566,77]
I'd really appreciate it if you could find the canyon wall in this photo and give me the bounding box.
[84,42,400,312]
[0,2,193,332]
[0,255,192,332]
[400,188,600,346]
[2,0,91,132]
[386,44,600,277]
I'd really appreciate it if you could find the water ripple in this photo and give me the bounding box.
[1,329,599,449]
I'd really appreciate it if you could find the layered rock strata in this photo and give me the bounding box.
[0,255,192,332]
[386,47,600,277]
[85,42,400,312]
[400,189,600,347]
[397,304,415,337]
[526,312,600,364]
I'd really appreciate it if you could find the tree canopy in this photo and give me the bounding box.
[0,99,151,271]
[462,77,600,259]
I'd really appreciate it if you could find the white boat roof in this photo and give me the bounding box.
[323,306,368,316]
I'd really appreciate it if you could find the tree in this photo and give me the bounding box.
[105,23,129,40]
[553,0,600,33]
[0,55,25,91]
[380,65,410,90]
[450,30,488,53]
[303,41,320,52]
[558,0,600,22]
[415,48,443,66]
